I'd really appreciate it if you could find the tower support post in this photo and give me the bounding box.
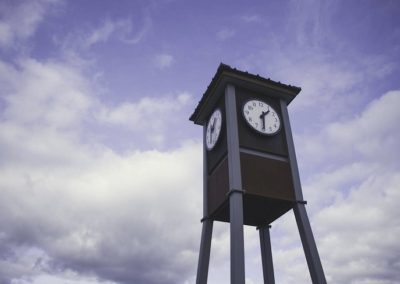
[294,203,327,284]
[196,219,214,284]
[280,99,327,283]
[225,84,246,284]
[196,122,214,284]
[259,225,275,284]
[229,190,245,284]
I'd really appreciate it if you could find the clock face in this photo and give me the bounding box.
[242,99,281,135]
[205,109,222,150]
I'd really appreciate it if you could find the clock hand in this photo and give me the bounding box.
[259,110,270,130]
[211,118,216,132]
[209,118,215,144]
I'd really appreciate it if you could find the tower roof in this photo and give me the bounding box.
[189,63,301,125]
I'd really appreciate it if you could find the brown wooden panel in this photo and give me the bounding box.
[210,200,230,223]
[240,152,295,201]
[207,156,229,217]
[242,194,294,226]
[210,194,294,226]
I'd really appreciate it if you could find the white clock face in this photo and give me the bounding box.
[242,99,281,135]
[205,109,222,150]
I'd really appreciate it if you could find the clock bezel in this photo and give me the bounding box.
[205,108,223,151]
[241,98,281,136]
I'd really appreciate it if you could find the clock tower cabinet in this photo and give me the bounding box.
[190,64,326,284]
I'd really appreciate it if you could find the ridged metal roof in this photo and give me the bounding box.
[189,63,301,123]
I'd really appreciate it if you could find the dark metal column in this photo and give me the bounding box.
[196,125,213,284]
[259,225,275,284]
[279,99,303,201]
[196,219,213,284]
[280,100,327,284]
[294,203,327,284]
[225,84,246,284]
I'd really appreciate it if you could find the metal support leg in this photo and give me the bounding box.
[293,203,327,284]
[196,219,213,284]
[229,191,246,284]
[259,225,275,284]
[224,84,246,283]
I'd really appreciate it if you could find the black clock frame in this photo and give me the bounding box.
[205,108,223,151]
[241,98,282,136]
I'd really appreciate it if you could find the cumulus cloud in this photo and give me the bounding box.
[2,57,397,284]
[256,90,400,284]
[0,137,203,283]
[297,90,400,174]
[316,172,400,283]
[0,54,191,149]
[215,90,400,284]
[0,0,59,49]
[0,59,91,129]
[97,92,189,127]
[0,56,205,284]
[96,92,191,146]
[301,91,400,283]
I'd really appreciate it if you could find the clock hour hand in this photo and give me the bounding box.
[209,118,216,144]
[259,110,270,130]
[211,119,215,132]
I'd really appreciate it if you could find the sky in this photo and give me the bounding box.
[0,0,399,283]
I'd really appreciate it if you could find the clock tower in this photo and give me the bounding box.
[190,64,327,284]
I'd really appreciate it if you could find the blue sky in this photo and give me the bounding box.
[0,0,399,283]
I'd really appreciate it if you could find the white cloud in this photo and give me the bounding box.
[210,90,400,284]
[0,55,191,149]
[84,16,152,48]
[315,172,400,283]
[0,137,204,283]
[85,20,124,47]
[1,58,92,129]
[0,1,398,282]
[96,92,191,146]
[297,90,400,173]
[300,91,400,282]
[257,90,400,284]
[0,68,397,284]
[216,28,235,41]
[0,56,206,284]
[121,15,152,45]
[24,273,118,284]
[241,15,262,23]
[260,56,365,119]
[58,15,152,53]
[0,0,60,48]
[153,53,174,69]
[1,50,397,284]
[285,0,329,47]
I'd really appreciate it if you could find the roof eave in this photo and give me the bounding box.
[189,64,301,125]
